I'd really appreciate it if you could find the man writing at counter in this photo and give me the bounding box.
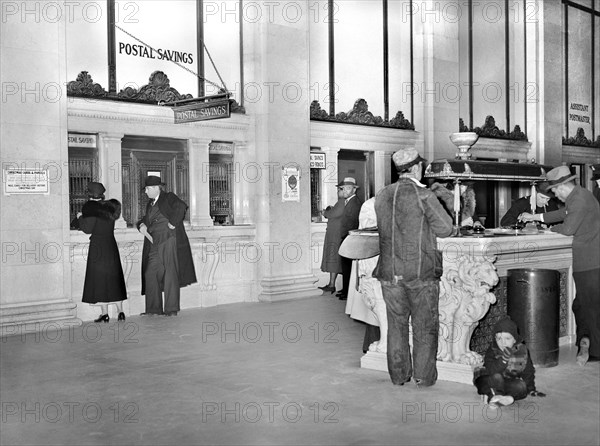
[500,181,561,228]
[520,166,600,366]
[373,147,454,388]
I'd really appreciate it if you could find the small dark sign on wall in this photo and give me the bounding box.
[173,100,230,124]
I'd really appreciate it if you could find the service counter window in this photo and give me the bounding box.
[209,142,235,225]
[310,168,322,222]
[121,136,189,227]
[310,150,326,222]
[68,133,98,227]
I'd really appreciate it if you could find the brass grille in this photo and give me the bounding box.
[310,168,321,218]
[68,154,97,225]
[209,156,233,225]
[121,149,189,227]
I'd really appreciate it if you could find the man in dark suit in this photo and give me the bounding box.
[336,177,363,301]
[500,181,561,227]
[137,176,197,316]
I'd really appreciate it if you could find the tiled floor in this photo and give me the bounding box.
[1,296,598,445]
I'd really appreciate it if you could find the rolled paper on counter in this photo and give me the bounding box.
[530,183,537,214]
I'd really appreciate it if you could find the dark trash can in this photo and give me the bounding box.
[507,268,560,368]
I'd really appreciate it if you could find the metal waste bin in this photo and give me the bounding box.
[507,268,560,368]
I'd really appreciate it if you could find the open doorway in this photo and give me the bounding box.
[337,150,370,202]
[121,136,189,227]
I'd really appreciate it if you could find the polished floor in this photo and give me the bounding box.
[1,295,598,446]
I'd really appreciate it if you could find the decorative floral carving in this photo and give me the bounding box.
[66,71,246,114]
[388,111,414,130]
[360,276,388,354]
[563,127,600,148]
[66,71,107,98]
[117,71,193,103]
[229,99,246,114]
[335,98,384,125]
[460,116,528,141]
[437,255,499,365]
[310,99,414,130]
[310,100,331,120]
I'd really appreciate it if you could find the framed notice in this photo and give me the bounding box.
[282,167,300,202]
[4,169,50,195]
[310,152,326,169]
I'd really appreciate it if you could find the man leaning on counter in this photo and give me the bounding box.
[520,166,600,367]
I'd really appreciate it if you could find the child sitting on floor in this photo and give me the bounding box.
[474,317,546,409]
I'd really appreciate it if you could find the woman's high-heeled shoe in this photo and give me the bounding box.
[94,314,109,323]
[117,312,126,321]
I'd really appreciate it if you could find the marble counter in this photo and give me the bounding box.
[359,231,574,383]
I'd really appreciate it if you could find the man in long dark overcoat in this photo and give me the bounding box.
[337,177,363,301]
[137,176,196,316]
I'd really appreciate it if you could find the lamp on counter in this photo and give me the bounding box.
[453,179,462,237]
[529,182,537,214]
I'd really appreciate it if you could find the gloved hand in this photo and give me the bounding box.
[529,390,546,397]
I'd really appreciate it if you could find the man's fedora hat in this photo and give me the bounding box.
[337,177,358,188]
[144,175,165,187]
[546,165,577,188]
[536,181,555,198]
[392,147,426,170]
[86,181,105,197]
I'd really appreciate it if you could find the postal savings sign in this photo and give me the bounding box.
[118,42,194,65]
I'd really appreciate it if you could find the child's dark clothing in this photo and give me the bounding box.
[474,317,538,401]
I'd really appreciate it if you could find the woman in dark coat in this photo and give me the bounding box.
[318,189,345,293]
[76,182,127,322]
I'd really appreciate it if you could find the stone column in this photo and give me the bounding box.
[320,146,340,209]
[373,151,392,193]
[245,1,319,301]
[535,0,563,166]
[233,142,253,225]
[188,138,214,227]
[98,132,126,228]
[0,8,80,331]
[412,1,461,161]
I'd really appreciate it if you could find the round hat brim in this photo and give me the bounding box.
[338,231,380,260]
[547,174,578,188]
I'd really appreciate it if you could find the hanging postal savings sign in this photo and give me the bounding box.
[172,99,230,124]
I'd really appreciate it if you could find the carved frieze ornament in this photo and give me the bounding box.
[117,71,193,103]
[460,116,528,141]
[310,99,414,130]
[388,110,415,130]
[563,127,600,148]
[229,100,245,114]
[335,98,384,125]
[66,71,107,98]
[310,100,331,120]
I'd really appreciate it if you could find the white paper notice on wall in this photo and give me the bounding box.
[282,167,300,202]
[4,169,50,195]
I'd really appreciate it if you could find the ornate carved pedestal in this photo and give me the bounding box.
[360,232,574,384]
